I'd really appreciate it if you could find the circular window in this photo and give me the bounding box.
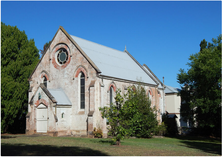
[57,48,68,64]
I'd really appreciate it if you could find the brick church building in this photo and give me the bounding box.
[26,26,165,137]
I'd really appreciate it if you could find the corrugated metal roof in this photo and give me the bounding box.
[48,89,72,105]
[165,85,179,94]
[71,35,157,85]
[142,65,163,88]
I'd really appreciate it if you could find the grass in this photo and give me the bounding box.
[1,134,221,156]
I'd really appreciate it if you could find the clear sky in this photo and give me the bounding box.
[1,1,221,88]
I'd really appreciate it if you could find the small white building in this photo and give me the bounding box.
[165,85,191,130]
[26,26,165,137]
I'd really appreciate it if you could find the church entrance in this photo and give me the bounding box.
[36,104,47,133]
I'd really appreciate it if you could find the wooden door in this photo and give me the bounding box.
[36,104,47,133]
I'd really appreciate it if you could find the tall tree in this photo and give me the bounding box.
[1,22,39,133]
[177,35,221,137]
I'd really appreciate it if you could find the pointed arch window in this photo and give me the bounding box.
[80,72,85,109]
[110,86,113,104]
[148,90,152,99]
[43,76,47,88]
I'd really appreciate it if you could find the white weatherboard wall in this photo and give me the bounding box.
[165,93,181,127]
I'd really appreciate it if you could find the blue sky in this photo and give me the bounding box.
[1,1,221,88]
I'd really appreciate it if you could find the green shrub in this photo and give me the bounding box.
[93,127,103,138]
[154,122,167,136]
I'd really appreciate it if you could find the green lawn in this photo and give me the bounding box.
[1,134,221,156]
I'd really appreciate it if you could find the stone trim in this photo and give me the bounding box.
[41,73,49,81]
[74,66,88,79]
[78,111,85,115]
[146,88,154,97]
[51,43,71,70]
[35,98,49,107]
[88,111,94,117]
[108,83,116,92]
[40,70,50,81]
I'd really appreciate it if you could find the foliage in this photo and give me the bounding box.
[1,22,39,133]
[177,34,221,137]
[93,127,103,138]
[122,85,158,138]
[99,85,159,145]
[154,122,167,136]
[162,113,179,136]
[39,40,51,55]
[100,89,128,145]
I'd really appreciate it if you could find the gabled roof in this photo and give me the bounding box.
[28,26,101,81]
[165,85,180,94]
[29,83,57,104]
[29,26,160,86]
[29,84,71,106]
[71,35,158,85]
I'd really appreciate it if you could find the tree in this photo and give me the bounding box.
[1,22,39,133]
[99,85,158,145]
[100,89,127,145]
[122,85,158,138]
[177,35,221,137]
[39,40,51,55]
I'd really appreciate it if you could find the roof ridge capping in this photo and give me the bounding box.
[143,64,165,88]
[123,49,159,86]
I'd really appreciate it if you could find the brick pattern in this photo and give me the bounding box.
[74,66,88,78]
[51,44,71,70]
[40,73,49,80]
[35,98,49,107]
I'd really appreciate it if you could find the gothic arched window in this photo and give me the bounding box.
[43,76,47,88]
[110,86,113,104]
[80,72,85,109]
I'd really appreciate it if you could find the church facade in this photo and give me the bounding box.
[26,26,165,137]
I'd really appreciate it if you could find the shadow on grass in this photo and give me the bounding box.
[175,136,221,155]
[1,143,109,156]
[1,136,16,139]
